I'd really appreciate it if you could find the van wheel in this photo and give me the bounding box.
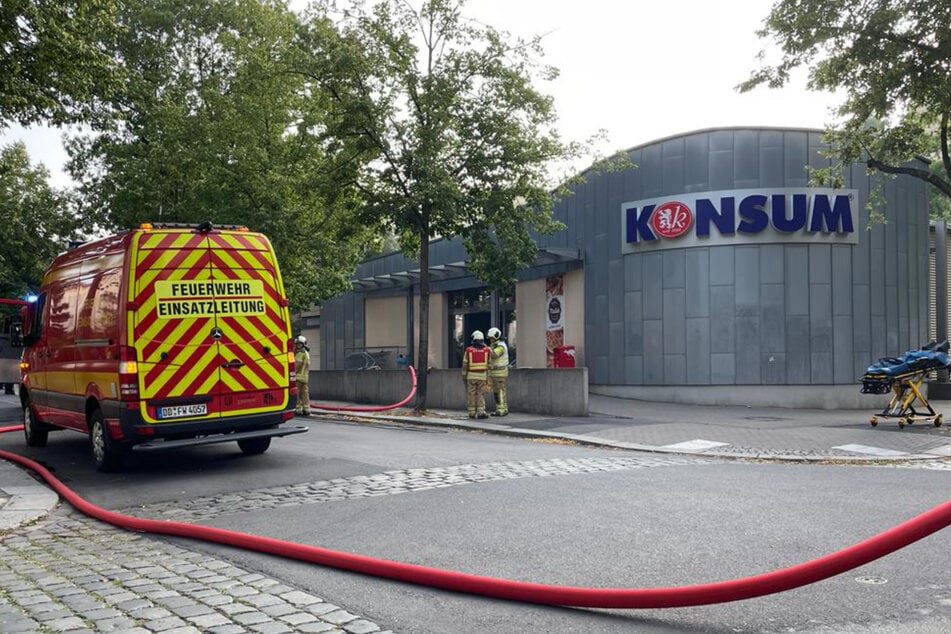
[23,400,48,447]
[89,410,124,472]
[237,437,271,455]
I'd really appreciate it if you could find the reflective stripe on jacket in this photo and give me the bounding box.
[463,345,490,379]
[489,341,509,377]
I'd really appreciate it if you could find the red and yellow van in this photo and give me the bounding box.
[19,222,306,471]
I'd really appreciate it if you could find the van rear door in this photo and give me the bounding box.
[130,229,290,424]
[204,230,290,417]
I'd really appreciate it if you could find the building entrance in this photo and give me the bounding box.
[448,287,515,368]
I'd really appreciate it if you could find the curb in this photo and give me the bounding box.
[0,484,58,532]
[319,411,949,464]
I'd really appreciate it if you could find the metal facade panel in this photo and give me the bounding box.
[735,313,761,383]
[833,315,854,383]
[662,140,685,194]
[624,253,642,292]
[663,250,686,289]
[852,284,872,354]
[783,132,809,187]
[734,130,760,186]
[809,244,832,284]
[642,253,663,320]
[710,353,735,384]
[663,288,686,354]
[785,315,811,383]
[832,246,853,316]
[685,133,709,191]
[685,249,710,318]
[686,317,711,384]
[643,320,664,384]
[760,283,785,353]
[735,247,760,309]
[608,258,624,323]
[760,245,784,284]
[664,354,687,384]
[710,285,736,354]
[784,246,809,316]
[609,321,625,383]
[762,352,787,384]
[624,291,643,355]
[625,355,644,384]
[709,246,734,286]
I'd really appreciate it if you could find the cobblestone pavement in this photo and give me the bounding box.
[0,508,390,634]
[125,455,716,522]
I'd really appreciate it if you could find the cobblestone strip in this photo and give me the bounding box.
[0,510,391,633]
[875,459,951,470]
[128,456,714,522]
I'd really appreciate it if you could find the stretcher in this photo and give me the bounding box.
[861,340,949,428]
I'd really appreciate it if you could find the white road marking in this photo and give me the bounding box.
[832,444,907,457]
[923,444,951,457]
[662,439,730,452]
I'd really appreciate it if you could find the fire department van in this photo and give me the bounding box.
[18,222,307,471]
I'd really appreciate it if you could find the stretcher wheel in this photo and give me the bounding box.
[935,414,944,427]
[897,417,906,428]
[869,416,878,427]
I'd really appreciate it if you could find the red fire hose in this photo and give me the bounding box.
[0,428,949,608]
[310,365,418,412]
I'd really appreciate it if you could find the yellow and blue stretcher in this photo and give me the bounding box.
[861,340,949,428]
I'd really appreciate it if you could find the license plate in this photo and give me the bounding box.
[157,404,207,419]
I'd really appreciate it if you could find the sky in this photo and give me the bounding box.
[1,0,842,188]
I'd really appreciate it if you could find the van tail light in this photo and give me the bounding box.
[119,346,140,400]
[287,339,296,385]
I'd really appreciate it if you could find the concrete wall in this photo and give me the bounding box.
[413,292,447,368]
[365,296,406,348]
[309,367,589,416]
[515,277,545,368]
[515,269,585,369]
[564,268,585,367]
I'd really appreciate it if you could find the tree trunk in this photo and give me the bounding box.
[415,227,430,412]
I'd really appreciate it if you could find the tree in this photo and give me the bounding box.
[304,0,590,410]
[0,142,79,299]
[0,0,122,126]
[67,0,381,310]
[739,0,951,213]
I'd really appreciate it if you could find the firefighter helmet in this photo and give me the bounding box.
[295,335,307,345]
[487,327,501,340]
[471,330,484,341]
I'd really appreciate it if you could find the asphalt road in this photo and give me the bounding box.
[2,410,950,633]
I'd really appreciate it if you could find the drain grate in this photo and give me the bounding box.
[854,576,888,585]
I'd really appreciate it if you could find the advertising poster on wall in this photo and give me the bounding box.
[545,274,564,368]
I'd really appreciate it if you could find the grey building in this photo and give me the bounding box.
[320,127,932,408]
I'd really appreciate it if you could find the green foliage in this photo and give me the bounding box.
[0,0,123,126]
[309,0,582,289]
[66,0,381,310]
[0,142,79,298]
[740,0,951,216]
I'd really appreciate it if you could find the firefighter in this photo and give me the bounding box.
[462,330,490,419]
[486,327,509,416]
[294,335,312,416]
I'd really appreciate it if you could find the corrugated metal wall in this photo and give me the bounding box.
[927,225,951,343]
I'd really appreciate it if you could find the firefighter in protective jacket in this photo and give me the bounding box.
[487,327,509,416]
[294,335,312,416]
[462,330,490,419]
